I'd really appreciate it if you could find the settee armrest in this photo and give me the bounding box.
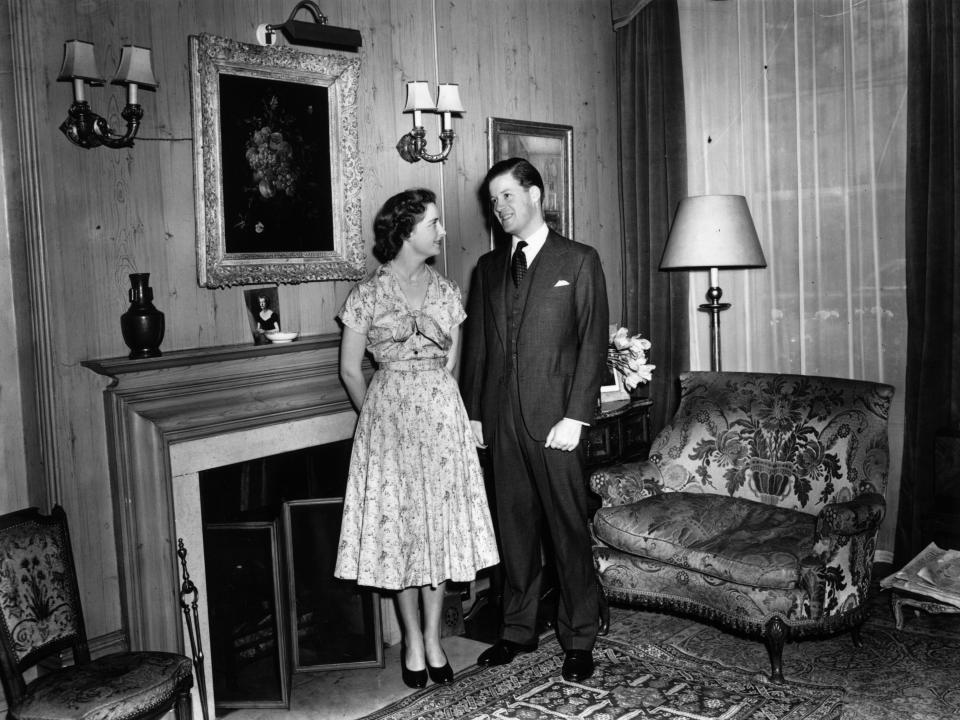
[589,459,663,507]
[815,492,886,539]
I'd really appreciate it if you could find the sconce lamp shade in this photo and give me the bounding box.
[660,195,766,270]
[112,45,159,89]
[58,40,104,83]
[435,83,464,113]
[403,81,436,112]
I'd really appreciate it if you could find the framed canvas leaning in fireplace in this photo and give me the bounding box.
[204,521,290,710]
[283,498,384,671]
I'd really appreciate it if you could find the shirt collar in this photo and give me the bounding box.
[512,222,549,259]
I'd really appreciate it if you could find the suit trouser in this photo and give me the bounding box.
[489,381,598,652]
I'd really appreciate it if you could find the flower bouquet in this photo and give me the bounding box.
[603,326,655,403]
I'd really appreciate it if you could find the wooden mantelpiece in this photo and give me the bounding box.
[82,334,358,655]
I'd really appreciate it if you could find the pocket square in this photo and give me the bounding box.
[554,280,570,287]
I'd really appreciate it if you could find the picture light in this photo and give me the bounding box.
[263,1,362,51]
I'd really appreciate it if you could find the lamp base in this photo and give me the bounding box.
[698,291,731,372]
[60,100,143,149]
[396,126,455,164]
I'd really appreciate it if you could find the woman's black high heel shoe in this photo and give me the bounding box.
[401,650,427,689]
[427,658,454,684]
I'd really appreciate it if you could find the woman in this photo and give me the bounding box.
[254,294,280,342]
[335,189,498,688]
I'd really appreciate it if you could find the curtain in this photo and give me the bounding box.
[614,0,689,433]
[895,0,960,565]
[677,0,908,560]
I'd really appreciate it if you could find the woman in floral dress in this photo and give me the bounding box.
[335,189,499,688]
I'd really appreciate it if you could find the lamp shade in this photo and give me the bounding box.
[57,40,104,83]
[403,81,436,112]
[435,83,464,113]
[112,45,159,88]
[660,195,766,270]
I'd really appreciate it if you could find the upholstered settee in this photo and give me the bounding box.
[590,371,894,680]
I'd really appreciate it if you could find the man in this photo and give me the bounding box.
[461,157,609,682]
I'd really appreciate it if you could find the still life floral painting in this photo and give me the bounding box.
[219,74,333,255]
[190,33,363,286]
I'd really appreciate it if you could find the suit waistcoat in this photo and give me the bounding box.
[504,254,540,377]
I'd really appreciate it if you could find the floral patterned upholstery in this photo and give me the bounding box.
[13,652,193,720]
[0,507,193,720]
[590,371,894,680]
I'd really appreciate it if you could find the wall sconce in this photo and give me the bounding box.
[396,81,464,163]
[57,40,159,149]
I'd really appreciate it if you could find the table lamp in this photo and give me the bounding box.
[659,195,766,371]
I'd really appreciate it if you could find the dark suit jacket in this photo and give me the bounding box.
[461,231,609,442]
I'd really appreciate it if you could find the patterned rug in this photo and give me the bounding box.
[639,593,960,720]
[359,634,843,720]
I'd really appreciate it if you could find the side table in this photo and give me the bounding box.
[583,397,654,469]
[891,590,960,630]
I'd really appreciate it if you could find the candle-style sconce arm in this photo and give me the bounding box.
[60,100,144,149]
[396,126,456,164]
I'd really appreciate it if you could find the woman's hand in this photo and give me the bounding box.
[470,420,487,449]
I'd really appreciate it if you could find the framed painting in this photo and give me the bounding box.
[487,117,573,246]
[190,33,364,287]
[282,498,384,671]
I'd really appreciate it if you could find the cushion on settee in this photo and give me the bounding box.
[593,492,818,589]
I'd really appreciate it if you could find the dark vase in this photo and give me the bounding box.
[121,273,165,359]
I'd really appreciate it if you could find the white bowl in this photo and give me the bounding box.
[265,331,299,343]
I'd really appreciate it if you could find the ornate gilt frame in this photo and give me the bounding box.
[190,33,364,287]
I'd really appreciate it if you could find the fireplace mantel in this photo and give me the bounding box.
[83,334,360,655]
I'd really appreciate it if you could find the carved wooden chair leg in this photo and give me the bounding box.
[764,617,787,682]
[597,585,610,636]
[175,685,194,720]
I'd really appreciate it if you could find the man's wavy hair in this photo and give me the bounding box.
[373,188,437,263]
[483,157,544,196]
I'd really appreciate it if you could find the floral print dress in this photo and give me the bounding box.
[334,263,499,590]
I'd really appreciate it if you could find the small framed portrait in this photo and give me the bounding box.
[244,287,281,344]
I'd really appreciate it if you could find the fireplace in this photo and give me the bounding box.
[83,335,367,719]
[198,441,384,711]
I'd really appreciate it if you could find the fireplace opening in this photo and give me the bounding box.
[199,439,384,711]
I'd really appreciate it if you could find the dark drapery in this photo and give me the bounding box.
[895,0,960,565]
[614,0,689,433]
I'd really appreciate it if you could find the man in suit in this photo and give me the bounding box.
[461,157,609,681]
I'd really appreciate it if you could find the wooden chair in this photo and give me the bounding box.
[0,506,193,720]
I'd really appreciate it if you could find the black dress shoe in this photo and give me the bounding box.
[477,639,538,667]
[561,649,594,682]
[401,653,427,689]
[427,660,454,684]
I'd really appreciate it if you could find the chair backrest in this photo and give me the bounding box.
[647,371,894,514]
[0,506,90,704]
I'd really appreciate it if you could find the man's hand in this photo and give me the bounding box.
[545,418,583,452]
[471,420,487,449]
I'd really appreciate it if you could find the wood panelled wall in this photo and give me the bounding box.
[3,0,620,643]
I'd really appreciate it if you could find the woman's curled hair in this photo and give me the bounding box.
[373,188,436,263]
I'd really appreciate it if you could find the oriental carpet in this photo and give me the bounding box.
[360,631,843,720]
[360,588,960,720]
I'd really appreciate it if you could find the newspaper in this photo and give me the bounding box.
[880,542,960,610]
